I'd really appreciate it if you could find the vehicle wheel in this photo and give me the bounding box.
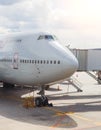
[35,97,43,107]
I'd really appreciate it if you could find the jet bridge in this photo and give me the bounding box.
[71,48,101,84]
[71,48,101,71]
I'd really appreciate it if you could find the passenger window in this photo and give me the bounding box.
[58,61,60,64]
[41,60,42,64]
[38,60,39,64]
[14,59,16,63]
[50,61,52,64]
[16,39,22,42]
[54,61,56,64]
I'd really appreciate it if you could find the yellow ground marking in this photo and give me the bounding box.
[1,95,101,128]
[44,107,75,128]
[71,113,101,126]
[54,111,74,117]
[44,107,101,128]
[44,107,74,115]
[70,114,93,122]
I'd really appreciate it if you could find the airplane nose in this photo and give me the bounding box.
[63,52,78,78]
[69,55,78,74]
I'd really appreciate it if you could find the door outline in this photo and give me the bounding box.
[13,53,19,69]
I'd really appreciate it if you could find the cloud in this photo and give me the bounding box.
[0,0,24,5]
[0,0,52,31]
[0,0,101,48]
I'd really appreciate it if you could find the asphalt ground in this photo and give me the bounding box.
[0,72,101,130]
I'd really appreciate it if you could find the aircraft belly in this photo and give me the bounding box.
[0,62,70,86]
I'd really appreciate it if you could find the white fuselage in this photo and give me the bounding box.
[0,32,78,86]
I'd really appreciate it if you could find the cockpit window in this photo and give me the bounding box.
[38,35,58,41]
[45,35,54,40]
[37,35,44,40]
[53,35,58,40]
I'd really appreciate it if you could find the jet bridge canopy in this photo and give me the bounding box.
[71,48,101,71]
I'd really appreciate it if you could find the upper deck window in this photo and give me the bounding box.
[38,35,57,41]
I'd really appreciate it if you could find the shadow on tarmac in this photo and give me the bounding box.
[0,87,77,128]
[0,86,101,128]
[48,93,101,113]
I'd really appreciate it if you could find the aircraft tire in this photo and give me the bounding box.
[42,97,48,106]
[35,97,43,107]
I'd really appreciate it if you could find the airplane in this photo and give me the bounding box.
[0,32,78,107]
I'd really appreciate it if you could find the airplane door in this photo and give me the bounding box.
[13,53,18,69]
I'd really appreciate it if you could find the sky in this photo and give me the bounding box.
[0,0,101,48]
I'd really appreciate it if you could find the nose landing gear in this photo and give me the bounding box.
[35,96,53,107]
[35,86,53,107]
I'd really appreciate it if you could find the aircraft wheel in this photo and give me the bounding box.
[42,97,48,106]
[35,97,43,107]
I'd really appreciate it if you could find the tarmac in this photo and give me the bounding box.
[0,72,101,130]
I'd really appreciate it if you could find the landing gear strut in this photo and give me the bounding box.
[35,86,53,107]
